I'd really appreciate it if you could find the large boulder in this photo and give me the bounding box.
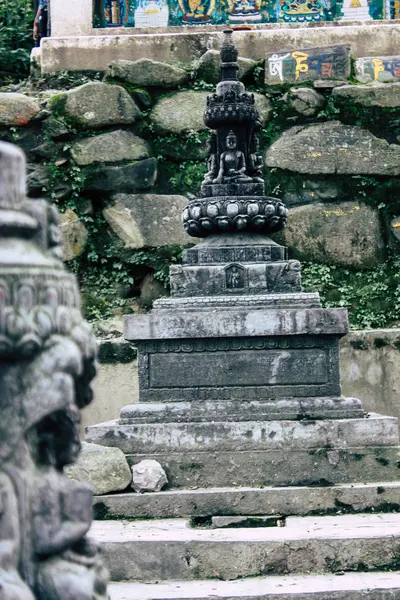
[196,50,257,84]
[0,93,40,126]
[65,442,132,495]
[103,193,194,248]
[266,121,400,176]
[71,130,150,166]
[332,83,400,108]
[83,157,157,193]
[51,82,141,129]
[107,58,188,88]
[150,91,271,135]
[59,209,88,261]
[276,201,385,268]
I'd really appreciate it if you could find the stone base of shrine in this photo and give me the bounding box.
[38,22,400,74]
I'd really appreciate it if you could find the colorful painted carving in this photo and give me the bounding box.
[265,45,350,84]
[93,0,391,26]
[355,55,400,83]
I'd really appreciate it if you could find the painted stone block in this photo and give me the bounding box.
[265,45,351,85]
[355,56,400,83]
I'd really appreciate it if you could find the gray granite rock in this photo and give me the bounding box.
[42,116,69,139]
[196,49,257,84]
[107,58,188,88]
[150,91,210,135]
[65,442,132,495]
[59,208,88,261]
[278,201,385,268]
[0,93,40,126]
[332,82,400,108]
[131,459,168,493]
[140,273,167,306]
[71,130,150,166]
[103,193,194,248]
[266,121,400,176]
[53,82,141,129]
[83,158,157,193]
[286,87,325,117]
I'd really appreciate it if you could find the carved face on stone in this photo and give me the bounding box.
[226,132,237,150]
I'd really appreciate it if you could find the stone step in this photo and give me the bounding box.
[86,414,398,454]
[91,513,400,582]
[93,481,400,520]
[122,446,400,488]
[109,572,400,600]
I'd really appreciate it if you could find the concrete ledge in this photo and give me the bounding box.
[93,481,400,519]
[41,23,400,74]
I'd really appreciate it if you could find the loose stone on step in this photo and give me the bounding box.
[131,459,168,493]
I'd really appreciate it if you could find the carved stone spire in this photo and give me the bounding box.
[0,141,109,600]
[182,31,288,238]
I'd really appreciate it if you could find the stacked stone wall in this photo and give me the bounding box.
[1,49,400,329]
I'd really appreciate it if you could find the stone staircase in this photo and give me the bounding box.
[90,487,400,599]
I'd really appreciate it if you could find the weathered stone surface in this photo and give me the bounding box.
[107,58,188,88]
[355,57,400,83]
[332,82,400,108]
[0,93,40,126]
[93,513,400,581]
[88,415,398,455]
[0,141,109,597]
[131,459,168,493]
[83,158,157,193]
[71,130,150,166]
[266,122,400,176]
[59,208,88,261]
[55,82,141,129]
[42,116,69,139]
[278,201,384,268]
[286,87,325,117]
[103,193,194,248]
[150,91,271,134]
[65,442,132,495]
[109,572,400,600]
[196,49,257,84]
[140,273,167,306]
[93,482,400,520]
[27,164,50,195]
[150,91,210,135]
[283,179,340,207]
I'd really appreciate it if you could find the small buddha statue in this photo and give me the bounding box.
[203,134,218,183]
[248,136,264,183]
[213,131,252,185]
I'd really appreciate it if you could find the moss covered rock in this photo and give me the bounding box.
[266,121,400,176]
[107,58,189,88]
[71,130,150,166]
[51,82,141,129]
[332,83,400,108]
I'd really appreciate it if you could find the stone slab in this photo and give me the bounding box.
[91,513,400,581]
[40,24,400,73]
[265,45,350,85]
[86,415,398,455]
[132,334,341,402]
[93,482,400,520]
[154,293,322,311]
[355,55,400,83]
[124,308,349,341]
[109,572,400,600]
[119,396,364,423]
[84,444,400,487]
[169,261,301,297]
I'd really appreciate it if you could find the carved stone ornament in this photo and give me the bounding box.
[182,29,288,237]
[0,141,109,599]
